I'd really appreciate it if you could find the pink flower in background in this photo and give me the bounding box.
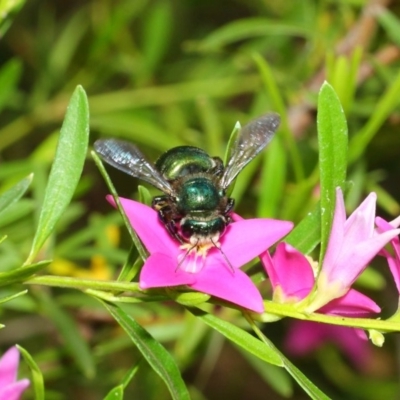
[262,242,379,365]
[284,321,371,369]
[108,196,293,313]
[0,347,29,400]
[376,216,400,293]
[262,242,380,315]
[312,188,400,309]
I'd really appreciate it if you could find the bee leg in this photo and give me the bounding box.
[152,195,170,211]
[152,196,184,243]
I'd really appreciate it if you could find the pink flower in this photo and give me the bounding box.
[108,196,293,313]
[284,321,372,370]
[0,347,30,400]
[375,216,400,293]
[262,242,380,315]
[313,188,400,308]
[262,242,379,366]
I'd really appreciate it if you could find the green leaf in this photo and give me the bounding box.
[188,308,283,367]
[317,82,348,261]
[26,86,89,264]
[104,363,140,399]
[0,260,51,286]
[141,0,172,75]
[0,289,27,305]
[0,174,33,215]
[280,352,331,400]
[349,69,400,163]
[16,345,45,400]
[36,290,96,379]
[193,18,311,52]
[376,8,400,47]
[104,385,124,400]
[101,301,190,400]
[253,53,304,183]
[257,137,286,218]
[0,58,22,113]
[245,317,331,400]
[0,0,26,36]
[285,205,321,254]
[91,150,148,261]
[239,348,293,397]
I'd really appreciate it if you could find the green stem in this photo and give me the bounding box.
[26,275,141,292]
[264,300,400,332]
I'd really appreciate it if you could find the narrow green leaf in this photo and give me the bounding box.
[280,353,331,400]
[253,53,304,183]
[285,205,321,254]
[317,82,348,261]
[36,290,96,379]
[0,0,26,36]
[117,248,142,283]
[104,363,140,399]
[27,86,89,264]
[141,0,172,74]
[257,138,286,218]
[16,345,45,400]
[91,150,148,261]
[0,260,51,286]
[376,8,400,47]
[0,174,33,215]
[104,385,124,400]
[194,18,311,52]
[0,289,27,305]
[245,316,331,400]
[101,301,190,400]
[138,184,152,206]
[349,69,400,163]
[0,58,22,112]
[239,348,293,397]
[188,308,283,367]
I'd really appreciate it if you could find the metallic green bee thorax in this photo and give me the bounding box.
[177,178,221,213]
[155,146,219,181]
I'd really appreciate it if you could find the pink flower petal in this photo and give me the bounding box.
[265,243,314,300]
[320,288,380,315]
[191,263,264,313]
[376,216,400,293]
[139,253,196,289]
[385,254,400,293]
[0,347,19,386]
[106,195,292,313]
[221,218,293,267]
[321,189,400,293]
[344,192,376,241]
[326,229,400,288]
[284,320,371,369]
[107,196,178,256]
[0,379,30,400]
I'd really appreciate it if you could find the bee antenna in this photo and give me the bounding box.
[211,238,235,274]
[176,240,199,272]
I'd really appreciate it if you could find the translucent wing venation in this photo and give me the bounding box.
[220,113,280,189]
[94,139,175,194]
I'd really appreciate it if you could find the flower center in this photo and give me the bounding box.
[177,237,219,274]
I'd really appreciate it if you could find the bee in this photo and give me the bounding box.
[94,113,280,253]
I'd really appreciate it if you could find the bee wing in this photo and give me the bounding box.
[94,139,175,195]
[220,113,280,189]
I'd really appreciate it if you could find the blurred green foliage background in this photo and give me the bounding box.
[1,0,400,399]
